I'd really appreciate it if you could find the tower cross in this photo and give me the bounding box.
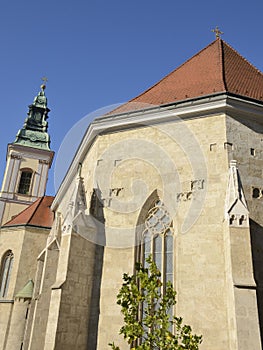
[41,76,48,85]
[212,26,224,39]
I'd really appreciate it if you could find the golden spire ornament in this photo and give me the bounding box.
[212,26,224,39]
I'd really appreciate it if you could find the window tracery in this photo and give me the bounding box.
[142,200,174,287]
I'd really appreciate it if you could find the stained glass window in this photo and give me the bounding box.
[0,250,14,298]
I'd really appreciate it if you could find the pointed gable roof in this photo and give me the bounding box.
[112,39,263,114]
[3,196,54,228]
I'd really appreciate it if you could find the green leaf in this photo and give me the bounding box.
[109,255,202,349]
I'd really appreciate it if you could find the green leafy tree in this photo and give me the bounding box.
[109,256,202,350]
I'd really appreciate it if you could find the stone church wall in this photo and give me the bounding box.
[43,233,101,350]
[26,242,59,350]
[77,112,235,349]
[0,226,49,350]
[226,115,263,348]
[34,110,262,349]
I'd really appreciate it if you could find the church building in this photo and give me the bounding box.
[0,36,263,349]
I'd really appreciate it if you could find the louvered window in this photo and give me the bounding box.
[18,171,32,195]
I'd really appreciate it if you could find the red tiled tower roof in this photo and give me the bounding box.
[112,39,263,114]
[3,196,54,228]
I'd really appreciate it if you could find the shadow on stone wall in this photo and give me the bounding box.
[87,244,104,350]
[250,219,263,347]
[87,188,105,349]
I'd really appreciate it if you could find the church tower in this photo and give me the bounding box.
[0,84,54,350]
[0,83,54,225]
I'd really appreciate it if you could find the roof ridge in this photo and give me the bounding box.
[222,40,263,76]
[219,39,227,92]
[128,39,219,103]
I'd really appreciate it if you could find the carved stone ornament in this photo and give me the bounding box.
[10,154,22,160]
[225,160,249,227]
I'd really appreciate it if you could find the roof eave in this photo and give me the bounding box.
[1,223,52,230]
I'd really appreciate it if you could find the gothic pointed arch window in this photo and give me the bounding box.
[141,199,174,287]
[0,250,14,298]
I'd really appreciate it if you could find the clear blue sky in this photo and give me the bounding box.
[1,0,263,195]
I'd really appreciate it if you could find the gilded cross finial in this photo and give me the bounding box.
[41,76,48,90]
[212,26,224,39]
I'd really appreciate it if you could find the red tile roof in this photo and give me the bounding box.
[3,196,54,228]
[111,39,263,114]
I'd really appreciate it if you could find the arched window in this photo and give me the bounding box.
[137,199,174,341]
[142,200,174,288]
[0,250,14,298]
[17,169,33,195]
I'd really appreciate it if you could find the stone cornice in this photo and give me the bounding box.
[51,93,263,210]
[0,196,37,205]
[7,143,54,165]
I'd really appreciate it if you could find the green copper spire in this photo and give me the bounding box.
[14,83,51,150]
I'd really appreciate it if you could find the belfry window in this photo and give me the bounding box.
[142,200,174,287]
[0,250,14,298]
[18,170,33,195]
